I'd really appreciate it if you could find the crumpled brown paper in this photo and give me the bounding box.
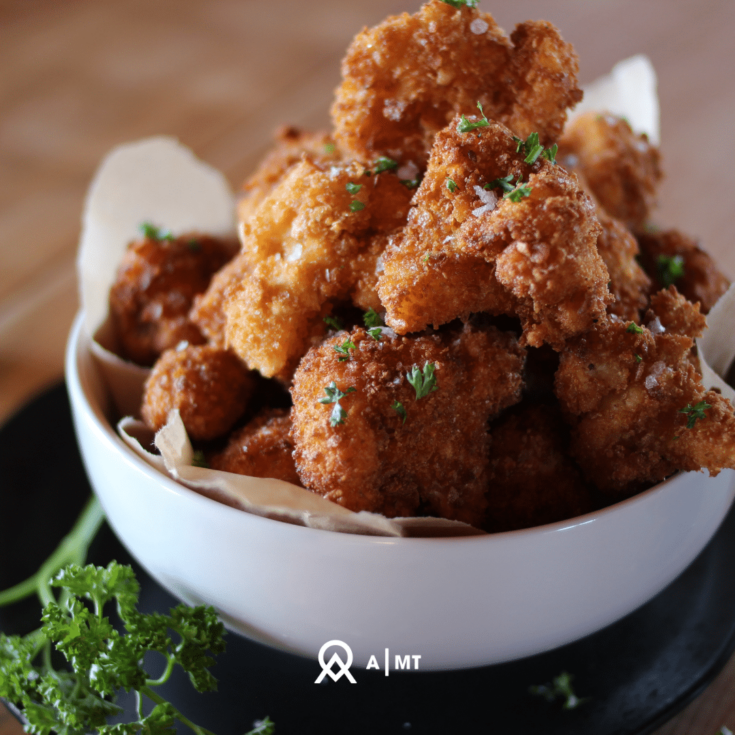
[78,58,734,539]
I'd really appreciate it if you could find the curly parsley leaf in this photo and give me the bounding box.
[529,671,588,710]
[657,254,685,287]
[626,322,644,334]
[350,200,365,212]
[333,339,357,362]
[374,157,398,174]
[363,308,384,328]
[319,382,356,405]
[457,101,490,133]
[346,182,362,195]
[407,362,438,400]
[368,328,383,341]
[392,401,407,424]
[679,401,711,429]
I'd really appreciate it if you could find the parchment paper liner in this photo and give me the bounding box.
[78,58,735,540]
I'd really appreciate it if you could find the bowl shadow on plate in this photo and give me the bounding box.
[2,383,735,735]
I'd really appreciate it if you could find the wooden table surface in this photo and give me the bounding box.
[1,1,734,732]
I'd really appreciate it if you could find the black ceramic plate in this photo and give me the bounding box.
[2,383,735,735]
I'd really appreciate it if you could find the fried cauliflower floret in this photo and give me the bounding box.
[595,209,651,321]
[109,232,236,365]
[559,112,662,229]
[332,0,581,167]
[225,158,412,380]
[485,403,592,532]
[636,228,730,314]
[555,292,735,496]
[141,344,254,441]
[209,408,301,486]
[290,324,525,526]
[378,119,610,347]
[237,126,341,229]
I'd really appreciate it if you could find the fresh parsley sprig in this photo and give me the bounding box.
[363,309,385,340]
[529,671,587,710]
[319,382,356,427]
[485,174,514,193]
[392,401,407,424]
[626,322,644,335]
[407,363,438,400]
[657,254,685,287]
[373,157,398,174]
[457,102,490,133]
[446,178,458,193]
[139,222,174,241]
[333,339,357,362]
[513,133,558,165]
[440,0,478,7]
[679,401,711,429]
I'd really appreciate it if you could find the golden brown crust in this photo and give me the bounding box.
[485,403,592,532]
[554,298,735,496]
[636,228,730,314]
[559,112,662,229]
[109,234,236,365]
[141,345,254,441]
[225,157,412,380]
[377,118,611,347]
[209,408,301,485]
[331,1,581,167]
[290,324,525,526]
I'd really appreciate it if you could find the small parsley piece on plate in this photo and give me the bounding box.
[446,178,458,193]
[374,156,398,173]
[503,182,532,202]
[323,316,344,331]
[542,143,558,164]
[635,354,643,363]
[364,308,384,328]
[626,322,644,334]
[346,182,362,194]
[368,327,383,341]
[407,362,438,399]
[329,403,348,426]
[334,338,357,362]
[192,449,209,468]
[350,200,365,212]
[440,0,478,7]
[422,252,432,263]
[657,254,685,287]
[400,178,421,189]
[486,173,515,193]
[392,400,408,424]
[520,131,544,164]
[139,222,173,241]
[679,401,711,429]
[529,671,588,710]
[324,142,336,153]
[457,101,490,133]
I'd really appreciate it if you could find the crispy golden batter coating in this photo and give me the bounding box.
[225,158,412,379]
[332,0,581,167]
[237,126,341,229]
[595,209,651,321]
[209,408,301,485]
[636,228,730,314]
[141,345,254,441]
[290,324,525,526]
[378,119,610,347]
[555,292,735,496]
[485,403,592,532]
[559,112,662,229]
[109,233,236,365]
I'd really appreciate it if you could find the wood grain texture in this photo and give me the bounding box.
[0,1,734,732]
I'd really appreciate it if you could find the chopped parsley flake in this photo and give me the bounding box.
[350,200,365,212]
[192,450,208,468]
[626,322,644,334]
[346,182,362,194]
[440,0,478,7]
[679,401,711,429]
[319,382,356,427]
[363,308,384,328]
[422,252,432,263]
[368,327,383,341]
[323,316,344,331]
[324,142,336,153]
[374,156,398,173]
[446,178,458,193]
[407,362,438,400]
[401,178,421,189]
[329,403,347,427]
[542,143,558,165]
[139,222,173,241]
[529,671,588,710]
[657,254,685,287]
[503,182,532,202]
[392,400,407,424]
[514,133,557,166]
[333,338,357,362]
[457,101,490,133]
[635,354,643,363]
[486,174,515,193]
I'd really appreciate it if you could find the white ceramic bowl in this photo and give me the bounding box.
[66,312,735,671]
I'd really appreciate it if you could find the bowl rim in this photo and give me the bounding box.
[65,309,704,546]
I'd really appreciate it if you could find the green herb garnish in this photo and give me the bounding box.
[503,182,532,202]
[187,239,202,252]
[486,173,515,193]
[350,200,365,212]
[192,450,209,468]
[324,142,336,153]
[400,178,421,189]
[422,252,432,263]
[457,101,490,133]
[446,178,458,193]
[334,338,357,362]
[364,308,384,328]
[542,143,558,164]
[440,0,478,7]
[346,182,362,194]
[323,316,344,331]
[374,157,398,173]
[513,133,557,166]
[529,671,588,710]
[679,401,711,429]
[368,328,382,341]
[139,222,173,241]
[392,401,407,424]
[319,382,356,427]
[626,322,644,334]
[407,362,438,400]
[635,354,643,363]
[657,254,685,287]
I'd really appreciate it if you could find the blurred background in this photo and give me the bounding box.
[0,1,734,732]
